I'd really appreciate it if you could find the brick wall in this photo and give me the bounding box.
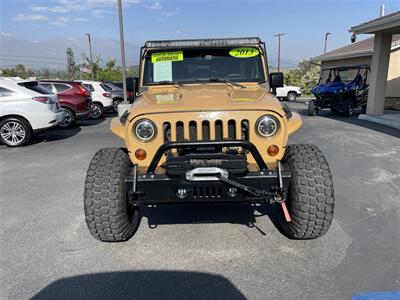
[385,97,400,110]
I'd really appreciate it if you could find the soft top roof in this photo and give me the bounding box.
[144,37,262,48]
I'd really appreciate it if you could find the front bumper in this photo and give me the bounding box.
[131,168,290,206]
[127,140,291,206]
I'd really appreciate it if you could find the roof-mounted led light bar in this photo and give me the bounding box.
[145,37,261,48]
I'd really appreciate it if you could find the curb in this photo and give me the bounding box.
[358,114,400,130]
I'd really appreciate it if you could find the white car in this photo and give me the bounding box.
[0,80,64,147]
[276,85,302,101]
[80,81,114,119]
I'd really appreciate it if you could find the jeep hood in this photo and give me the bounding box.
[129,84,284,119]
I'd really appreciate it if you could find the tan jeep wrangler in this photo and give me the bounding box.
[84,37,334,242]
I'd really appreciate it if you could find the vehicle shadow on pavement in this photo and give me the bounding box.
[32,127,82,144]
[77,118,106,127]
[141,203,285,236]
[325,114,400,138]
[32,271,246,300]
[295,106,400,138]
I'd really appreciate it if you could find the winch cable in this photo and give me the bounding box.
[278,161,292,222]
[218,174,291,222]
[217,175,281,201]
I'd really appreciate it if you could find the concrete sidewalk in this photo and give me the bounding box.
[359,110,400,130]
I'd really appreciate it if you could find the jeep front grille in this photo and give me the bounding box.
[163,119,249,142]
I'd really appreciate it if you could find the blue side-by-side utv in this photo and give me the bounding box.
[308,65,370,116]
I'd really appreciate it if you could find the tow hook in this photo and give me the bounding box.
[277,161,291,222]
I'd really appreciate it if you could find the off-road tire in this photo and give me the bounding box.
[84,148,140,242]
[287,91,297,102]
[308,101,318,116]
[362,105,367,114]
[279,144,334,239]
[344,102,355,117]
[330,107,340,115]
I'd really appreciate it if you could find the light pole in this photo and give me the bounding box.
[85,33,94,80]
[273,33,286,72]
[118,0,128,105]
[324,32,331,54]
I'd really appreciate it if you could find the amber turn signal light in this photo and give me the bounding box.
[135,149,147,160]
[267,144,279,157]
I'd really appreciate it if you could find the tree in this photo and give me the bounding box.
[298,60,320,95]
[15,64,26,77]
[97,59,122,81]
[66,48,76,79]
[283,59,320,95]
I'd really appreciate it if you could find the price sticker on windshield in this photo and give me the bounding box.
[229,47,259,58]
[151,51,183,63]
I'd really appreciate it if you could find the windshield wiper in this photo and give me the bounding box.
[208,77,246,88]
[151,80,183,88]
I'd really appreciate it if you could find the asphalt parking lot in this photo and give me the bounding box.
[1,102,399,299]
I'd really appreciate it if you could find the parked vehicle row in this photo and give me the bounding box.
[0,80,64,147]
[0,79,128,147]
[39,80,92,127]
[81,81,115,117]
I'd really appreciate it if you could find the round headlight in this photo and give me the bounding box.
[256,115,279,137]
[134,119,156,142]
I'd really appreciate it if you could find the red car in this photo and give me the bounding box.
[39,80,92,127]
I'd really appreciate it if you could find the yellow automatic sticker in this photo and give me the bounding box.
[152,51,183,63]
[229,48,259,58]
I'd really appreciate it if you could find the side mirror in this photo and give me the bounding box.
[133,77,139,97]
[269,72,284,90]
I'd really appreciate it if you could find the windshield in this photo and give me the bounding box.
[320,67,368,84]
[143,47,265,85]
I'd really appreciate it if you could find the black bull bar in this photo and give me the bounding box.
[127,140,291,205]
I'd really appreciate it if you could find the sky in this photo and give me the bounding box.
[1,0,400,67]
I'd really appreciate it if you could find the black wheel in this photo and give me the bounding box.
[59,107,75,128]
[330,107,340,115]
[287,91,297,102]
[278,144,334,239]
[308,101,318,116]
[0,117,32,147]
[90,103,103,119]
[344,102,355,117]
[84,148,141,242]
[113,99,122,113]
[362,105,367,114]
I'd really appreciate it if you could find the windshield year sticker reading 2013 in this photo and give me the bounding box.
[151,51,184,63]
[229,48,259,58]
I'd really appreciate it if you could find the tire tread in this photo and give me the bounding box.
[84,148,140,242]
[282,144,334,239]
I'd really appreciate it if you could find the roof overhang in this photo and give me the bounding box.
[311,49,373,62]
[350,12,400,35]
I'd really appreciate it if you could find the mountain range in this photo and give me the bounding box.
[0,34,140,69]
